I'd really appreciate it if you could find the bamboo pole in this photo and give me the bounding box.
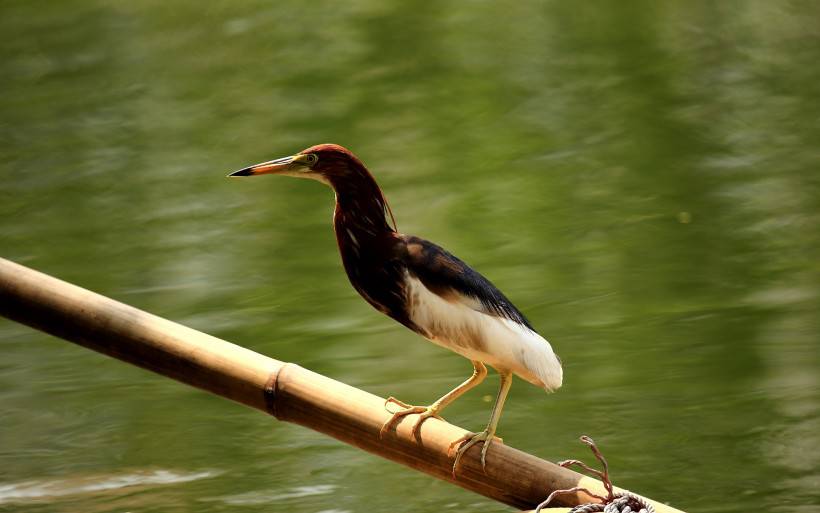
[0,257,684,512]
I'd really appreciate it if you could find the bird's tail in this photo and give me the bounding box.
[531,345,563,393]
[510,324,563,392]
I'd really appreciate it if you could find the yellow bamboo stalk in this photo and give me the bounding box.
[0,257,685,512]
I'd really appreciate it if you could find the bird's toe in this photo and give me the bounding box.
[449,429,500,477]
[383,396,412,412]
[379,403,436,438]
[410,408,444,438]
[479,436,494,470]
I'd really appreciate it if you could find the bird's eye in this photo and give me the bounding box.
[304,153,318,166]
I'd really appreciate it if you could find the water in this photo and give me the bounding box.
[1,2,819,511]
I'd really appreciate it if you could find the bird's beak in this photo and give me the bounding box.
[228,154,306,177]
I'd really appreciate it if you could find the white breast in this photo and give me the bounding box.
[404,274,563,392]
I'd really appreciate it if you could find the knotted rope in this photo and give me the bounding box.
[534,436,655,513]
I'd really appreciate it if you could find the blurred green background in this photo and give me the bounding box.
[1,1,819,512]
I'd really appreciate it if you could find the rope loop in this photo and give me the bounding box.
[535,437,655,513]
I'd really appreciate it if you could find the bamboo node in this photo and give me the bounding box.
[263,362,294,418]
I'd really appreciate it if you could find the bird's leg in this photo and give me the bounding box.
[380,361,487,439]
[450,370,512,476]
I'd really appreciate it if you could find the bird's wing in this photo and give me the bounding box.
[398,235,534,330]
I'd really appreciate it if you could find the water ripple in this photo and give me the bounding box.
[0,469,219,504]
[205,484,337,505]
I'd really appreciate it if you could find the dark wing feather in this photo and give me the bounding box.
[399,235,534,330]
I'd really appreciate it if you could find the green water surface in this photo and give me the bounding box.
[1,2,819,512]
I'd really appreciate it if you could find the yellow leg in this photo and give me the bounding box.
[380,361,488,438]
[450,370,512,476]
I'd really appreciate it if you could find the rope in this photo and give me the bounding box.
[534,437,655,513]
[566,492,655,513]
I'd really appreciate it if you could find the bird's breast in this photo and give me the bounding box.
[334,227,423,334]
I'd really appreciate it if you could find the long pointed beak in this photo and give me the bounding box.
[228,155,295,177]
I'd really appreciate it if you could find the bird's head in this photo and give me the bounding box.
[229,143,397,230]
[228,143,368,187]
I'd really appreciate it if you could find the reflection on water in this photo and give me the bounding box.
[1,1,819,512]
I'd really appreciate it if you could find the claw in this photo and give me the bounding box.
[379,398,444,439]
[410,408,444,438]
[384,396,412,412]
[449,430,503,477]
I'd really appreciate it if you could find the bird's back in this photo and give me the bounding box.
[397,235,563,392]
[335,226,563,392]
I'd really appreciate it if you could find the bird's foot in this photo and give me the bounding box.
[449,429,502,477]
[379,397,444,439]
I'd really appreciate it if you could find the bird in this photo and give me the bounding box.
[229,144,562,474]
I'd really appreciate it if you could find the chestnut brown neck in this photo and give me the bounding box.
[328,163,396,237]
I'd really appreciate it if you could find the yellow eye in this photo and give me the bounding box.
[304,153,318,166]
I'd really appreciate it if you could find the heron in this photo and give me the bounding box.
[229,144,562,474]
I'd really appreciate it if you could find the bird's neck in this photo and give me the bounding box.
[330,171,396,237]
[333,191,394,239]
[332,178,397,288]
